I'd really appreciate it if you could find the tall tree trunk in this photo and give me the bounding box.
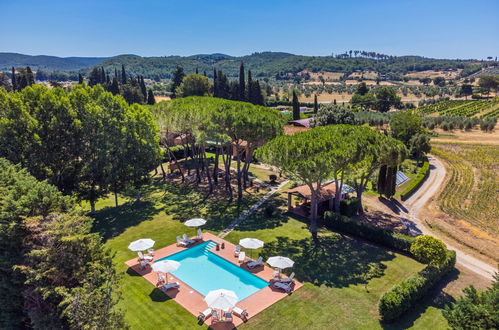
[333,175,344,212]
[213,147,220,185]
[202,150,213,194]
[242,148,253,189]
[309,189,318,233]
[236,153,243,200]
[159,163,167,181]
[114,190,119,207]
[223,149,233,200]
[90,200,96,213]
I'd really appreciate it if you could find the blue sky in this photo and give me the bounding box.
[1,0,498,59]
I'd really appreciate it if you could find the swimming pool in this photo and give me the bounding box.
[155,241,269,301]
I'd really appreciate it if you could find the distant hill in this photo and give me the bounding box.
[0,53,113,71]
[90,52,485,79]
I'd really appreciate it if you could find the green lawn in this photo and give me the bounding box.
[90,178,450,329]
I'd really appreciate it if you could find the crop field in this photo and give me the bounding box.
[417,100,499,117]
[432,143,499,235]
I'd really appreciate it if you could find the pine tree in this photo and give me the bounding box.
[121,64,127,84]
[239,61,245,101]
[313,94,318,113]
[247,70,253,103]
[292,90,300,120]
[78,73,84,84]
[147,89,156,105]
[11,67,16,90]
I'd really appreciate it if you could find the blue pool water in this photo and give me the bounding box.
[155,241,268,300]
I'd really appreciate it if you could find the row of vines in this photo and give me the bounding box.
[416,100,499,118]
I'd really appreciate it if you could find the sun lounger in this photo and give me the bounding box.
[247,256,263,269]
[176,236,188,247]
[194,228,203,241]
[198,308,213,321]
[238,251,247,263]
[147,248,155,256]
[157,273,166,286]
[232,306,249,321]
[139,260,149,269]
[137,251,153,262]
[273,281,292,293]
[234,245,241,257]
[161,281,180,292]
[182,234,195,245]
[279,272,295,284]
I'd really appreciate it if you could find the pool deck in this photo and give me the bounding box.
[124,232,302,329]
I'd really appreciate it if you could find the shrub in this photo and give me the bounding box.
[269,174,277,183]
[410,235,447,265]
[324,212,414,252]
[379,250,456,321]
[400,158,430,201]
[340,197,360,217]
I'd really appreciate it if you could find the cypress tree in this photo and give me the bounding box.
[109,77,120,95]
[100,67,106,84]
[170,66,185,98]
[26,67,35,86]
[121,64,127,84]
[254,80,264,105]
[195,67,199,74]
[247,70,253,103]
[147,89,156,105]
[213,69,218,97]
[78,73,84,84]
[384,166,397,198]
[313,94,318,113]
[114,68,118,79]
[139,76,147,100]
[377,165,387,196]
[203,71,207,77]
[292,90,300,120]
[239,61,245,101]
[11,67,16,91]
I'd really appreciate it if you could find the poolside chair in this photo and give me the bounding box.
[211,310,220,324]
[176,236,188,247]
[139,260,149,269]
[232,306,249,321]
[247,256,263,269]
[234,245,241,257]
[157,273,166,286]
[137,251,153,262]
[182,234,195,245]
[194,228,203,241]
[273,281,292,294]
[147,248,155,256]
[271,270,280,280]
[161,281,180,292]
[238,251,246,263]
[197,308,213,321]
[279,272,295,284]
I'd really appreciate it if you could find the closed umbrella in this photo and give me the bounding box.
[204,289,238,312]
[152,260,181,274]
[128,238,155,252]
[266,256,294,276]
[239,238,264,258]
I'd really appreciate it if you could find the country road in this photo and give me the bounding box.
[402,155,496,280]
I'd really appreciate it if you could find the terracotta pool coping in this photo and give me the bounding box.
[124,232,302,329]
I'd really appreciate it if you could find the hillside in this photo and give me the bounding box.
[91,52,485,79]
[0,52,112,71]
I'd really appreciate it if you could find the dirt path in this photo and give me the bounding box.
[402,155,496,280]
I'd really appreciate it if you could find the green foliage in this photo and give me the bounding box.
[324,212,414,252]
[443,272,499,330]
[410,235,448,265]
[339,198,360,217]
[374,87,401,112]
[478,75,499,95]
[400,158,430,201]
[175,73,211,97]
[390,111,424,146]
[292,90,300,120]
[311,104,355,127]
[379,250,456,321]
[351,92,376,110]
[409,133,431,161]
[170,66,185,98]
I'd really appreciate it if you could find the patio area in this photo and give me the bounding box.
[124,232,303,328]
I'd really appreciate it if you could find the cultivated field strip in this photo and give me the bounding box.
[417,100,499,118]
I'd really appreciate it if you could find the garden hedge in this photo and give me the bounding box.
[324,211,414,252]
[340,197,360,217]
[400,158,430,201]
[379,250,456,321]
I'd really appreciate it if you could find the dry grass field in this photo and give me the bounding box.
[404,69,462,79]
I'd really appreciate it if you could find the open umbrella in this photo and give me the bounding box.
[184,218,206,236]
[204,289,238,312]
[239,238,264,258]
[266,256,294,276]
[128,238,155,252]
[152,260,181,274]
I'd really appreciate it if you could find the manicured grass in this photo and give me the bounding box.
[90,178,449,329]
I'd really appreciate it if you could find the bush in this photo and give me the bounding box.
[400,158,430,201]
[379,250,456,321]
[324,212,414,252]
[410,235,447,265]
[340,197,360,217]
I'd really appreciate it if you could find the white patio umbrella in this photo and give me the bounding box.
[239,238,264,258]
[266,256,294,276]
[152,260,181,274]
[204,289,239,312]
[184,218,207,227]
[128,238,155,252]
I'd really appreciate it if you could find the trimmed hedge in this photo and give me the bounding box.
[340,197,360,217]
[400,158,430,201]
[379,250,456,321]
[324,212,414,252]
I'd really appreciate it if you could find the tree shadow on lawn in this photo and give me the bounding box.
[149,287,174,302]
[236,193,290,231]
[91,200,162,241]
[381,268,459,329]
[260,234,393,288]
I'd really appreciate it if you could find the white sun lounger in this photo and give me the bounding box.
[232,306,249,321]
[198,307,213,321]
[137,251,153,262]
[157,273,166,286]
[176,235,188,247]
[238,251,247,263]
[273,281,292,293]
[247,256,263,269]
[279,272,295,284]
[161,281,180,292]
[182,234,195,245]
[234,245,241,257]
[195,228,203,240]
